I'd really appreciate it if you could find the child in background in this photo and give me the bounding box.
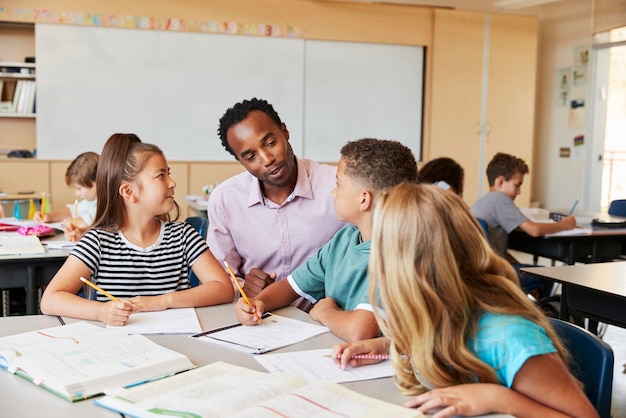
[235,138,418,341]
[418,156,464,197]
[470,152,575,299]
[333,183,596,418]
[33,151,99,241]
[40,134,234,326]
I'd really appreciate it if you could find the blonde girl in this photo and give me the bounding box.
[333,183,596,418]
[41,134,234,325]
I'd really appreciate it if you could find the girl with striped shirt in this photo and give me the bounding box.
[41,134,234,325]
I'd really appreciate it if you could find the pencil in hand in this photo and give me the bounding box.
[79,277,118,301]
[224,261,262,323]
[71,199,78,242]
[325,353,390,360]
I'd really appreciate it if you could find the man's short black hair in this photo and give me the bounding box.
[217,98,283,157]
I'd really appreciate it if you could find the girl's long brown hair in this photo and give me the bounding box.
[92,133,179,231]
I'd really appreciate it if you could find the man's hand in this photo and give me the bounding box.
[244,268,277,298]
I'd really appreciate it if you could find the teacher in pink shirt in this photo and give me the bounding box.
[208,98,345,305]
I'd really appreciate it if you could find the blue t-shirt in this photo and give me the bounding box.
[468,312,557,387]
[288,225,372,311]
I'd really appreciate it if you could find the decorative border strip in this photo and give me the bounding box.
[0,6,306,38]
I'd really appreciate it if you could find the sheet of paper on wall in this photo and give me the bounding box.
[0,234,46,255]
[255,348,394,384]
[572,134,585,159]
[569,99,585,129]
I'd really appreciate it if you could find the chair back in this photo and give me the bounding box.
[608,199,626,217]
[549,318,614,418]
[476,217,490,242]
[185,216,209,288]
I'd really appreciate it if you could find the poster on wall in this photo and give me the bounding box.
[569,99,585,129]
[573,45,589,67]
[572,66,587,86]
[572,135,585,159]
[554,68,571,107]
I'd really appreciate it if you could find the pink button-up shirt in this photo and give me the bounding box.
[207,158,345,282]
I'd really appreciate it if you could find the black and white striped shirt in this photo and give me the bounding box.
[71,221,207,301]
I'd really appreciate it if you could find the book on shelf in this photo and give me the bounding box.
[94,361,423,418]
[11,79,22,113]
[0,321,195,402]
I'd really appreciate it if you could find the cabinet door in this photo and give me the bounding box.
[0,160,48,195]
[486,13,538,208]
[430,9,486,204]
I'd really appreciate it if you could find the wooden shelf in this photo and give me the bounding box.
[0,113,35,118]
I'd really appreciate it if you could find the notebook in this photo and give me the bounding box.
[0,321,194,402]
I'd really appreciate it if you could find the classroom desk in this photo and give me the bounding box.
[509,226,626,265]
[521,262,626,328]
[0,304,513,418]
[186,198,208,218]
[0,233,70,315]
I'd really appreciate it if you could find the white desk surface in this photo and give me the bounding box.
[0,304,513,418]
[522,261,626,296]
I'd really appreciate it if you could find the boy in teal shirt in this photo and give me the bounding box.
[234,138,418,341]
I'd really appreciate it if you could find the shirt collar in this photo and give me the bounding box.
[246,157,315,207]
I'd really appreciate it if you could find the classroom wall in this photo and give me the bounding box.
[532,0,593,211]
[2,0,597,212]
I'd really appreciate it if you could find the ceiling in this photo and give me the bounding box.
[318,0,572,15]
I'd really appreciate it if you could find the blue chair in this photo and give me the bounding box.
[185,216,209,288]
[549,318,614,418]
[608,199,626,217]
[476,217,490,242]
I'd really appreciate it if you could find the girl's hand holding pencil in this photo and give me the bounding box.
[332,337,392,370]
[80,277,135,326]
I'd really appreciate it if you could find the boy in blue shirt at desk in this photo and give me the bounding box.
[471,152,576,298]
[234,138,419,341]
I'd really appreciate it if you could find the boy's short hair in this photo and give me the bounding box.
[340,138,418,195]
[486,152,529,186]
[65,152,99,188]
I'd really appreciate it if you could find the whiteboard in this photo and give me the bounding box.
[304,40,424,161]
[36,24,305,160]
[35,24,424,162]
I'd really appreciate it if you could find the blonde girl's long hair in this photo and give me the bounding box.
[369,182,569,394]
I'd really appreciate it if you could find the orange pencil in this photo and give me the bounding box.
[79,277,118,301]
[224,261,262,323]
[72,199,78,242]
[40,192,45,218]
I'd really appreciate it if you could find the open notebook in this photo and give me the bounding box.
[0,321,194,402]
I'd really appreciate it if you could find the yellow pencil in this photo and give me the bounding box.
[79,277,118,301]
[72,199,78,242]
[224,261,262,323]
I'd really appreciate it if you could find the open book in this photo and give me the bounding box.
[0,321,194,402]
[95,361,424,417]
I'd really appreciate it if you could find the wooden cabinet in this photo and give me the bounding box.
[429,9,538,206]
